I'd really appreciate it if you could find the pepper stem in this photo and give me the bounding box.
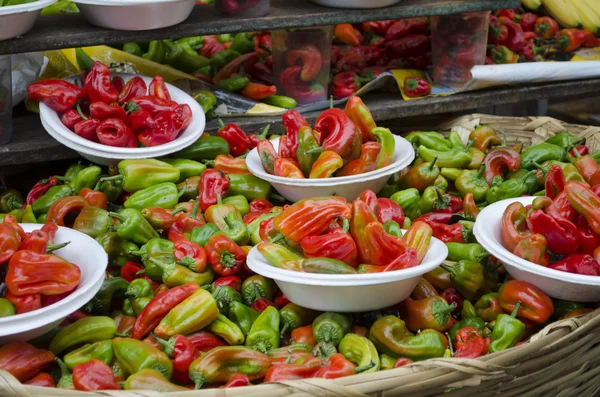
[440,263,456,276]
[464,139,476,151]
[202,160,215,167]
[330,96,334,109]
[153,335,176,357]
[356,361,376,374]
[259,123,272,139]
[76,103,88,121]
[190,199,200,220]
[341,218,350,233]
[109,212,127,223]
[280,323,289,338]
[220,251,238,268]
[428,157,438,170]
[93,178,103,191]
[177,186,187,199]
[100,175,124,184]
[216,194,223,205]
[217,118,225,129]
[572,147,581,158]
[171,207,187,216]
[476,164,486,179]
[54,176,73,183]
[532,162,548,174]
[511,301,522,318]
[178,256,197,270]
[46,241,70,253]
[305,147,323,155]
[285,349,293,364]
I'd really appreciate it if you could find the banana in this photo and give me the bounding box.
[542,0,581,27]
[571,0,600,33]
[522,0,543,10]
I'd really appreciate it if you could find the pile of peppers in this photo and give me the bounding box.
[0,104,599,392]
[257,97,395,179]
[28,62,193,148]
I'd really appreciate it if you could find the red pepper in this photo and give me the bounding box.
[362,221,407,266]
[264,362,321,382]
[347,46,383,66]
[174,239,207,273]
[280,66,326,105]
[496,9,516,19]
[0,222,22,264]
[526,209,580,255]
[315,353,357,379]
[403,76,431,98]
[287,44,323,81]
[0,342,55,382]
[130,96,180,116]
[394,358,413,368]
[118,76,147,105]
[206,234,246,276]
[440,287,463,314]
[201,36,226,58]
[259,217,281,243]
[498,280,554,324]
[217,120,252,157]
[89,102,127,121]
[249,199,273,213]
[187,331,228,352]
[336,53,367,73]
[414,212,454,225]
[156,335,199,384]
[24,372,55,388]
[274,292,290,308]
[377,198,405,225]
[248,62,274,85]
[545,164,565,200]
[84,61,119,104]
[72,360,120,391]
[522,40,548,61]
[213,52,260,83]
[240,82,277,101]
[570,145,589,157]
[502,21,525,53]
[281,110,309,160]
[137,110,180,147]
[454,327,485,359]
[385,34,431,58]
[385,18,428,41]
[550,254,600,276]
[274,158,304,178]
[574,215,600,255]
[252,297,277,312]
[198,169,230,211]
[121,261,144,283]
[520,12,538,32]
[73,118,100,142]
[96,118,136,147]
[300,218,358,267]
[556,29,590,52]
[213,276,242,291]
[148,75,171,101]
[79,188,108,210]
[25,177,58,206]
[535,16,559,39]
[27,79,85,113]
[362,20,395,35]
[314,108,362,164]
[334,24,364,46]
[20,230,51,254]
[420,219,463,244]
[112,76,124,93]
[332,72,362,99]
[513,233,550,266]
[224,373,251,388]
[4,291,41,314]
[483,147,521,185]
[131,282,200,340]
[61,109,84,130]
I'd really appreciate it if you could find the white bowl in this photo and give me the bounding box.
[247,236,448,312]
[0,0,57,41]
[310,0,401,8]
[474,197,600,302]
[246,135,414,202]
[0,224,108,344]
[74,0,196,31]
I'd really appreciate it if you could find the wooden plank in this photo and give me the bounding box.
[0,0,518,55]
[2,78,599,166]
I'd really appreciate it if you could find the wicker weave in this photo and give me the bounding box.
[1,113,600,397]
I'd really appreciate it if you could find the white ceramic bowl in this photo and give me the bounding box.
[247,236,448,312]
[474,197,600,302]
[310,0,401,8]
[74,0,196,31]
[0,224,108,344]
[246,135,414,202]
[39,74,205,165]
[0,0,57,41]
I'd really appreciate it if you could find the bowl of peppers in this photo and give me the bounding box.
[32,63,205,166]
[246,99,414,201]
[246,192,448,312]
[474,193,600,303]
[0,222,107,343]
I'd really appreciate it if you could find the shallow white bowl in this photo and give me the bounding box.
[246,135,414,202]
[74,0,196,31]
[474,197,600,302]
[247,236,448,312]
[0,224,108,344]
[39,73,205,163]
[310,0,401,8]
[0,0,57,41]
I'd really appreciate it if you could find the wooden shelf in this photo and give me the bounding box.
[0,0,518,55]
[4,78,600,167]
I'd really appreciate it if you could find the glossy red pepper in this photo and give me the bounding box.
[0,342,55,382]
[287,44,322,81]
[148,75,171,101]
[249,199,273,213]
[61,109,84,130]
[502,20,525,53]
[385,34,431,58]
[574,214,600,255]
[130,96,180,116]
[72,360,120,391]
[275,158,305,178]
[205,234,246,276]
[96,118,136,147]
[213,276,242,291]
[89,102,127,121]
[440,287,463,314]
[315,353,357,379]
[138,110,181,147]
[549,254,600,276]
[4,291,41,314]
[174,240,207,273]
[198,169,230,211]
[157,334,199,384]
[535,16,559,39]
[314,108,362,164]
[385,18,428,41]
[24,372,55,388]
[300,218,357,267]
[0,222,22,264]
[252,297,277,312]
[28,79,85,113]
[121,261,144,283]
[118,76,147,105]
[25,177,58,206]
[281,110,309,160]
[526,209,580,255]
[280,66,326,105]
[74,119,101,142]
[126,106,157,133]
[545,164,565,200]
[217,120,252,157]
[84,61,119,104]
[403,77,431,98]
[498,280,554,324]
[454,327,485,359]
[520,12,538,32]
[187,331,228,353]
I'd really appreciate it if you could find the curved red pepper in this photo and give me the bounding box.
[4,291,41,314]
[118,76,147,105]
[199,169,230,211]
[501,202,533,252]
[148,75,171,101]
[130,96,179,116]
[25,177,58,206]
[74,119,101,142]
[526,209,580,255]
[217,120,252,157]
[363,221,406,266]
[84,61,119,104]
[315,353,356,379]
[550,253,600,276]
[545,164,565,200]
[97,118,136,147]
[205,234,246,276]
[314,108,362,164]
[275,158,305,178]
[574,215,600,255]
[157,334,199,384]
[174,240,207,273]
[213,275,242,291]
[483,148,521,185]
[187,331,228,353]
[224,373,251,388]
[280,66,326,105]
[287,45,322,82]
[512,233,550,266]
[300,218,357,267]
[27,80,85,113]
[89,102,127,121]
[281,110,309,160]
[0,223,22,265]
[72,360,120,391]
[138,110,181,147]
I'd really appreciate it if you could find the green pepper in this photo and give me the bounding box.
[0,189,23,213]
[418,145,472,168]
[262,95,298,109]
[221,195,250,216]
[446,243,489,264]
[49,316,117,354]
[75,48,95,71]
[489,303,526,353]
[148,257,214,288]
[210,49,241,69]
[377,184,397,199]
[31,185,73,215]
[455,166,489,202]
[69,166,102,194]
[101,159,180,193]
[474,293,503,322]
[123,42,143,56]
[96,232,138,268]
[545,132,584,149]
[22,204,37,223]
[155,288,219,338]
[64,340,114,369]
[246,306,280,353]
[447,131,465,149]
[339,333,380,374]
[122,299,135,316]
[73,206,113,238]
[111,209,159,245]
[448,316,485,340]
[405,131,452,151]
[176,36,205,54]
[208,314,245,345]
[535,160,584,183]
[440,167,461,182]
[313,312,352,346]
[196,65,213,78]
[462,299,477,318]
[300,257,358,274]
[506,168,541,194]
[226,174,271,201]
[228,301,259,336]
[164,40,210,73]
[124,182,181,211]
[40,0,78,16]
[126,278,154,300]
[380,354,396,370]
[56,359,73,389]
[384,220,402,237]
[95,176,124,203]
[88,277,129,315]
[297,126,321,176]
[434,175,448,191]
[486,170,536,204]
[174,136,230,160]
[0,298,15,317]
[257,242,304,268]
[372,127,396,169]
[113,337,173,380]
[419,185,438,214]
[248,211,281,245]
[220,212,249,245]
[219,76,250,93]
[593,150,600,164]
[241,275,277,306]
[520,143,565,169]
[0,210,22,223]
[161,159,206,183]
[212,285,242,314]
[193,90,217,118]
[230,32,256,54]
[64,163,85,179]
[143,40,168,64]
[441,261,485,300]
[279,303,318,336]
[133,297,152,316]
[552,299,586,320]
[190,224,221,247]
[390,188,421,221]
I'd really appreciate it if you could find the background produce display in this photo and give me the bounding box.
[0,95,599,392]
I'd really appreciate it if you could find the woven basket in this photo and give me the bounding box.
[2,113,600,397]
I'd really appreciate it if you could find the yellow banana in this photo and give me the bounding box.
[571,0,600,33]
[542,0,581,27]
[522,0,543,10]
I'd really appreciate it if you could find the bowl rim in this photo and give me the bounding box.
[247,236,448,286]
[39,73,205,155]
[474,196,600,286]
[246,135,415,187]
[0,224,108,335]
[0,0,57,15]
